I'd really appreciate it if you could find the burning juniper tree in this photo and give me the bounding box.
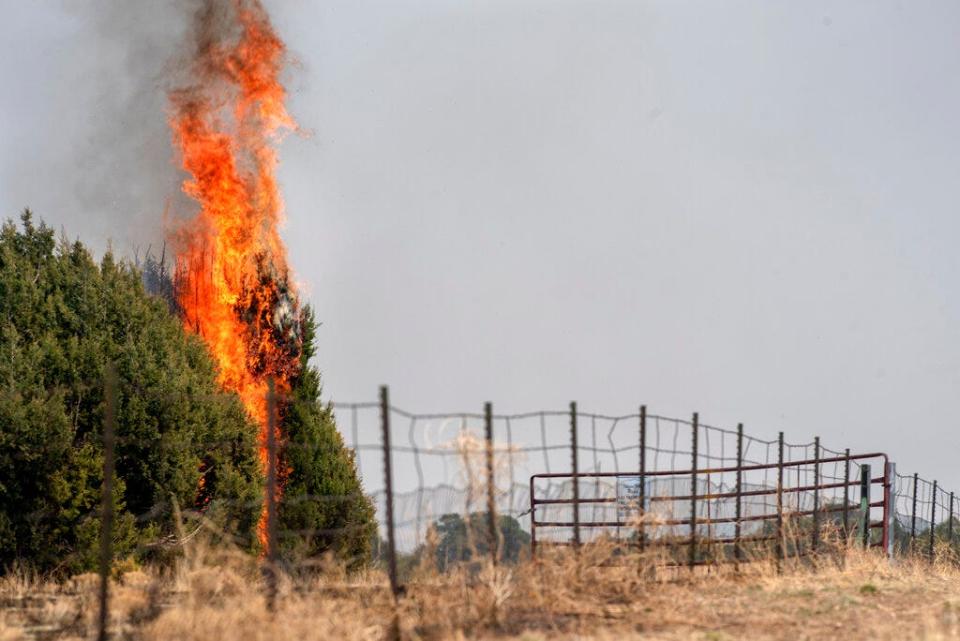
[166,0,375,561]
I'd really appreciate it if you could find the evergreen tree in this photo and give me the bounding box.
[432,512,530,571]
[278,306,377,566]
[0,211,261,574]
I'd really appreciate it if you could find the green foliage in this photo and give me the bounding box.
[278,305,377,567]
[934,518,960,547]
[0,211,261,575]
[431,512,530,571]
[370,513,530,577]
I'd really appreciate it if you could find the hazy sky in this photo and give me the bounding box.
[2,1,959,488]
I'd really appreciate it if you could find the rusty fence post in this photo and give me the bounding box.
[860,464,872,548]
[734,423,743,566]
[929,480,938,563]
[689,413,699,570]
[98,364,117,641]
[264,378,279,613]
[484,402,499,564]
[776,432,785,570]
[570,401,580,548]
[380,386,401,600]
[638,405,647,553]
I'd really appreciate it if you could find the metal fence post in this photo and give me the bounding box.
[949,492,955,552]
[638,405,646,552]
[98,365,117,641]
[734,423,743,565]
[484,402,499,564]
[812,437,820,552]
[884,462,895,559]
[380,386,401,600]
[530,475,538,558]
[689,413,699,570]
[929,480,938,562]
[860,464,871,548]
[911,473,919,554]
[777,432,785,568]
[264,378,279,613]
[843,449,851,539]
[570,401,580,548]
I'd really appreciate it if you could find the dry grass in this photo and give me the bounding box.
[3,542,960,640]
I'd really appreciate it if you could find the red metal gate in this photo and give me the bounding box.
[530,451,893,565]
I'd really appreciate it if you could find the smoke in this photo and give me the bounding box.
[1,2,204,257]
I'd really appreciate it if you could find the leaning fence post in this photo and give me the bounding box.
[776,432,785,569]
[734,424,743,566]
[689,413,699,570]
[484,402,499,564]
[860,464,872,548]
[380,386,401,600]
[638,405,647,553]
[98,364,117,641]
[570,402,580,548]
[929,480,938,563]
[812,437,820,553]
[911,473,919,555]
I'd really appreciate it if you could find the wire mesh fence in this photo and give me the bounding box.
[334,390,958,579]
[52,379,959,640]
[338,400,894,561]
[891,473,960,559]
[70,386,953,568]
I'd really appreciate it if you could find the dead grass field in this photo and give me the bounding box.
[2,544,959,641]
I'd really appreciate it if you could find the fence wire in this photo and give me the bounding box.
[9,380,956,641]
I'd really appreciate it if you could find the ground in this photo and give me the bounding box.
[1,545,958,640]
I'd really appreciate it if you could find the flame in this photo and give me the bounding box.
[167,0,301,548]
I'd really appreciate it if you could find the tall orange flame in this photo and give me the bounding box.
[167,0,300,548]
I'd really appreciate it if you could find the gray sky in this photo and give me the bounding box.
[2,1,959,489]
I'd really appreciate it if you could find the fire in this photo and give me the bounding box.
[167,0,301,547]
